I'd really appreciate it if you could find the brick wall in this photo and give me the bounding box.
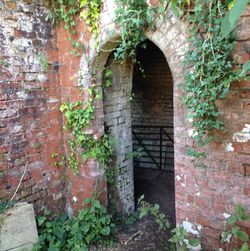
[1,1,249,249]
[174,6,250,250]
[103,54,134,213]
[0,0,65,211]
[132,40,173,127]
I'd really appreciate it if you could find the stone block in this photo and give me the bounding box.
[0,202,38,251]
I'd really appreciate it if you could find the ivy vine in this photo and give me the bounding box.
[114,0,249,157]
[181,0,249,156]
[182,0,241,148]
[52,0,250,172]
[114,0,162,60]
[60,86,113,179]
[47,0,102,55]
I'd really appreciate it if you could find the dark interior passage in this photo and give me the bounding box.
[131,40,175,224]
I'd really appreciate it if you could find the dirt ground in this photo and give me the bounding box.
[94,169,176,251]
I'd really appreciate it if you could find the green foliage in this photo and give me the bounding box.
[38,53,49,72]
[113,210,139,227]
[0,171,4,178]
[51,153,65,168]
[240,61,250,78]
[168,205,250,251]
[80,0,101,39]
[181,0,243,148]
[137,195,169,230]
[126,147,143,160]
[103,68,113,88]
[221,0,249,38]
[60,86,113,177]
[0,200,15,215]
[47,0,101,55]
[169,225,200,251]
[114,0,162,60]
[34,197,116,251]
[221,205,250,251]
[187,148,206,158]
[167,0,191,17]
[47,0,81,55]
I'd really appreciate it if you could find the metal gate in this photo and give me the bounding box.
[132,125,174,170]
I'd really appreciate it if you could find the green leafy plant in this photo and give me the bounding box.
[38,53,49,72]
[126,147,143,160]
[169,225,201,251]
[51,153,65,168]
[103,68,113,88]
[60,86,113,175]
[114,0,162,60]
[34,197,116,251]
[80,0,101,39]
[0,172,4,178]
[221,205,250,251]
[181,0,247,154]
[113,210,139,227]
[47,0,101,54]
[221,0,249,38]
[137,195,169,230]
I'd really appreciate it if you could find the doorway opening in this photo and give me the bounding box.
[102,39,175,224]
[131,40,175,224]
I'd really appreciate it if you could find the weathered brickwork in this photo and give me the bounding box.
[0,0,65,212]
[132,40,173,128]
[103,55,134,213]
[1,0,250,249]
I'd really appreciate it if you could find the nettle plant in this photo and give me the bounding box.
[34,197,116,251]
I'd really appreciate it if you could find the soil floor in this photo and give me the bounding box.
[94,168,176,251]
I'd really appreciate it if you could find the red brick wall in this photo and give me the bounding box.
[174,5,250,250]
[1,1,249,249]
[56,17,108,214]
[0,1,65,212]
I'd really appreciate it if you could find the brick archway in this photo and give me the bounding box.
[82,13,190,215]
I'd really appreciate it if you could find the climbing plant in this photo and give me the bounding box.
[113,0,250,156]
[114,0,161,60]
[181,0,240,148]
[181,0,249,154]
[60,85,113,178]
[51,0,250,169]
[80,0,102,39]
[47,0,102,54]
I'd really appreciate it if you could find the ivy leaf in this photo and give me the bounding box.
[37,216,47,226]
[188,239,200,247]
[228,215,237,225]
[220,88,229,98]
[239,242,249,251]
[139,208,148,219]
[236,230,249,242]
[239,60,250,77]
[221,0,249,38]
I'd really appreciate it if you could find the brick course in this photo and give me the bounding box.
[0,0,249,250]
[0,0,65,212]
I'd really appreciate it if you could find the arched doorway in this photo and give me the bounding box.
[132,40,175,224]
[102,40,175,224]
